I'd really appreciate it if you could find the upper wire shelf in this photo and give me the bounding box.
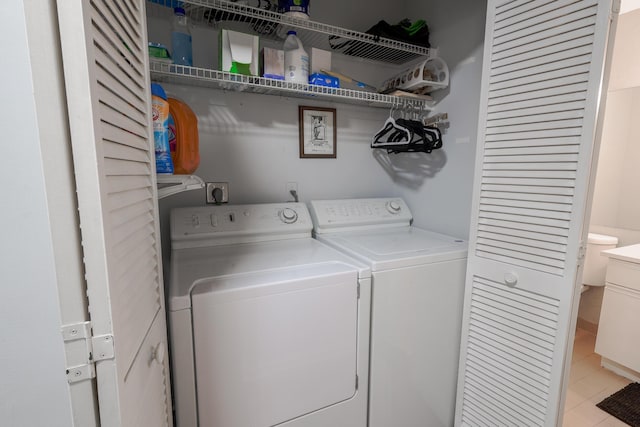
[149,60,432,109]
[169,0,434,65]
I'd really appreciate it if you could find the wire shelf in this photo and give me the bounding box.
[149,60,432,109]
[174,0,433,65]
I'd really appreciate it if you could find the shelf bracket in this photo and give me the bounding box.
[157,175,205,199]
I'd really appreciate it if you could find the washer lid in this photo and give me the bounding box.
[169,237,369,311]
[587,232,618,245]
[317,226,468,271]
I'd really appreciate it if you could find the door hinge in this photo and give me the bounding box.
[577,240,587,266]
[612,0,621,16]
[357,283,360,299]
[92,334,115,361]
[355,374,359,390]
[62,321,96,384]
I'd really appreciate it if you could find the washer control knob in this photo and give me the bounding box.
[279,208,298,224]
[386,201,401,214]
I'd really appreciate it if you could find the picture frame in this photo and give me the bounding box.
[299,106,337,158]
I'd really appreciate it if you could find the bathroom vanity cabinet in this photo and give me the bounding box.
[595,244,640,382]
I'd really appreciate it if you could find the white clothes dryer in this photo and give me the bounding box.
[309,198,468,427]
[168,203,371,427]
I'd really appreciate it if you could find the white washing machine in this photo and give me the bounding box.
[168,203,371,427]
[309,198,468,427]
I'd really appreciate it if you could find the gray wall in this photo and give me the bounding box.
[397,0,486,239]
[149,2,487,261]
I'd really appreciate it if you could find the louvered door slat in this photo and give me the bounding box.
[469,362,541,426]
[464,379,534,427]
[108,188,153,212]
[480,214,568,236]
[485,144,580,156]
[480,183,575,196]
[93,0,141,58]
[466,344,550,404]
[99,101,148,139]
[480,191,573,205]
[113,234,156,280]
[110,212,154,248]
[492,45,594,80]
[92,50,144,107]
[97,86,146,127]
[493,35,595,70]
[478,223,569,244]
[491,55,592,86]
[101,122,148,151]
[481,177,577,189]
[484,153,579,163]
[90,7,142,80]
[57,0,172,424]
[490,73,589,99]
[469,321,555,366]
[480,197,572,213]
[487,108,586,127]
[495,0,562,22]
[113,227,154,261]
[104,0,142,45]
[487,92,587,114]
[467,340,552,393]
[109,198,153,224]
[494,0,596,34]
[485,137,581,150]
[483,170,576,180]
[487,104,586,122]
[485,127,583,142]
[488,84,588,108]
[493,26,595,63]
[104,141,150,164]
[95,66,146,115]
[107,175,152,194]
[104,158,150,176]
[480,202,572,219]
[494,12,597,54]
[469,304,557,350]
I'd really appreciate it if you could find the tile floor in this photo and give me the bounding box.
[562,328,632,426]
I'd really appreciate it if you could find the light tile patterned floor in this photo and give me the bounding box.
[562,329,632,426]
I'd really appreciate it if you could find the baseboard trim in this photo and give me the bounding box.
[577,318,598,334]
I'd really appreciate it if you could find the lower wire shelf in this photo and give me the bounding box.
[149,60,433,109]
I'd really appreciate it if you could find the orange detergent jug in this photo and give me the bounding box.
[167,98,200,174]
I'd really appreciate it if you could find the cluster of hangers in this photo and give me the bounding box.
[371,104,445,154]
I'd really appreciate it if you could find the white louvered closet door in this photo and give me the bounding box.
[56,1,172,426]
[456,1,616,426]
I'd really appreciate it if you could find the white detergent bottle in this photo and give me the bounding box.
[284,31,309,84]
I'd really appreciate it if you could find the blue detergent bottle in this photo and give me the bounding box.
[151,83,174,174]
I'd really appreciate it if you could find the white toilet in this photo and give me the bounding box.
[582,232,619,291]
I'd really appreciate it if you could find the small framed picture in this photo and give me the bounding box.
[299,106,337,158]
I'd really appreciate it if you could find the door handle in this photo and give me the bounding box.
[504,272,518,287]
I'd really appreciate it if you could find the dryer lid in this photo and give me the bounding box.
[318,226,468,271]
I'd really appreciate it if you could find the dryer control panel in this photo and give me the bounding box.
[171,203,312,248]
[310,198,412,234]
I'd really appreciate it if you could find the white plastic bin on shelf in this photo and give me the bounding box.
[381,57,449,94]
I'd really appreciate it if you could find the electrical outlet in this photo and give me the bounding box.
[286,182,298,201]
[286,182,298,194]
[206,182,229,204]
